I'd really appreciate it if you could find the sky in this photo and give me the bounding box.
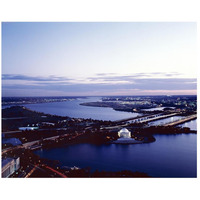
[2,22,197,96]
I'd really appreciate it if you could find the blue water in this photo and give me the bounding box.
[14,97,139,121]
[34,120,197,177]
[2,138,22,146]
[178,119,197,131]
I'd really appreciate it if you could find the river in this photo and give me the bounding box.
[15,97,140,121]
[34,119,197,178]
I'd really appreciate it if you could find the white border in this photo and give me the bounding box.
[0,1,199,200]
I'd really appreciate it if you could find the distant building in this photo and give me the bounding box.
[41,122,55,126]
[2,157,20,178]
[19,127,39,131]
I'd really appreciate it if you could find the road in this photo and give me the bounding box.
[25,164,39,178]
[2,130,22,135]
[44,166,67,178]
[2,132,84,155]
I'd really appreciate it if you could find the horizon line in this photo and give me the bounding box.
[2,94,197,98]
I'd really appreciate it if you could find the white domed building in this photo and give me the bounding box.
[113,128,143,144]
[118,128,131,138]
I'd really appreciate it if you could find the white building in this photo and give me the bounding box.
[2,157,20,178]
[118,128,131,138]
[113,128,143,144]
[19,127,39,131]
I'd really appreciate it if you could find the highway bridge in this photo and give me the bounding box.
[101,113,179,130]
[136,113,178,124]
[113,113,160,123]
[113,113,178,124]
[163,114,197,126]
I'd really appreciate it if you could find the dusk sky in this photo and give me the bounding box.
[2,22,197,96]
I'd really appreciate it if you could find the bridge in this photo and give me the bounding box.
[113,113,161,123]
[136,113,178,124]
[101,113,179,130]
[113,113,179,124]
[163,114,197,126]
[114,113,178,124]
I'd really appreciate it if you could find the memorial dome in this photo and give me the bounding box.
[118,128,131,138]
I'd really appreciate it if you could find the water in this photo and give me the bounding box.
[178,119,197,131]
[3,97,139,121]
[34,120,197,178]
[2,138,22,146]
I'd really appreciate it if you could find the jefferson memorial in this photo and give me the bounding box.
[113,128,143,144]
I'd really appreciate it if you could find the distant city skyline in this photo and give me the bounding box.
[2,22,197,96]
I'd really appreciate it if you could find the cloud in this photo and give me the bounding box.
[2,73,196,96]
[2,72,183,84]
[95,73,117,76]
[2,74,72,82]
[2,78,196,91]
[87,72,184,84]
